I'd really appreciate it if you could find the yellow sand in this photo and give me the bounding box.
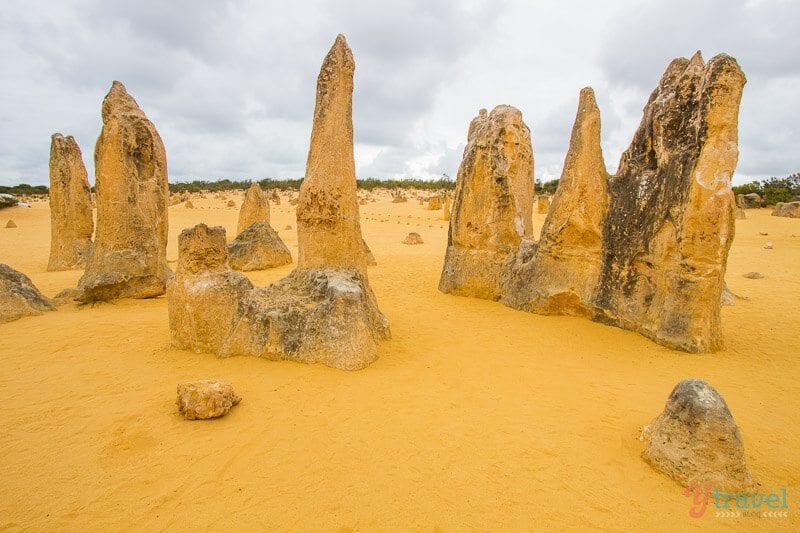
[0,196,798,530]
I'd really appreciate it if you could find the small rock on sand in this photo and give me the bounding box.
[5,220,17,228]
[176,379,241,420]
[742,272,764,279]
[402,232,424,245]
[763,242,773,249]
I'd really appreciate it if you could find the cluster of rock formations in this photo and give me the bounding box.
[772,201,800,218]
[167,35,390,370]
[441,52,746,352]
[642,379,754,492]
[47,134,94,271]
[76,81,170,302]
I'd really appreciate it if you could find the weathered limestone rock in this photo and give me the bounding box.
[167,35,389,370]
[47,134,94,271]
[5,220,17,228]
[402,232,424,245]
[442,195,451,220]
[426,196,442,210]
[227,221,292,271]
[296,34,366,273]
[168,224,255,354]
[77,81,169,302]
[237,183,270,234]
[742,271,763,279]
[443,53,746,353]
[0,264,55,323]
[185,200,194,209]
[588,53,744,352]
[506,88,609,315]
[176,379,241,420]
[536,195,551,214]
[641,379,754,492]
[439,105,534,300]
[739,193,763,208]
[735,207,746,220]
[392,192,407,203]
[772,201,800,218]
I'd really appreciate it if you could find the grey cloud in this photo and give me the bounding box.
[0,1,796,186]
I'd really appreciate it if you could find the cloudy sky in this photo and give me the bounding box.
[1,0,797,187]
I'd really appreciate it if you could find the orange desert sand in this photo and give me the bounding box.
[1,195,798,530]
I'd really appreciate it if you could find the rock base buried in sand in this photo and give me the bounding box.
[0,264,55,323]
[168,224,389,370]
[227,221,292,271]
[641,379,754,492]
[5,220,16,228]
[402,232,424,245]
[176,379,241,420]
[76,81,170,302]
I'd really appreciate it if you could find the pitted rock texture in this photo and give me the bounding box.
[176,379,241,420]
[442,53,746,353]
[47,134,93,271]
[439,105,534,300]
[296,34,366,273]
[641,379,754,492]
[77,81,170,302]
[168,36,389,370]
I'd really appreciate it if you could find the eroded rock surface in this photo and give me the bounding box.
[167,35,389,370]
[77,81,170,302]
[176,379,241,420]
[641,379,754,492]
[227,221,292,271]
[442,53,746,353]
[47,134,94,271]
[0,264,55,323]
[439,105,534,300]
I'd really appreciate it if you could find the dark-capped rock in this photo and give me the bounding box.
[641,379,754,492]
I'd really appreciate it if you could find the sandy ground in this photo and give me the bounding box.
[0,194,798,531]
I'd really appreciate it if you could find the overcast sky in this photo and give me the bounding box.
[1,0,797,187]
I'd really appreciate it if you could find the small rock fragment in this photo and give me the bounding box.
[176,379,241,420]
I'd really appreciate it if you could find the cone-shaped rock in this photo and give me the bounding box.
[439,105,534,300]
[227,221,292,271]
[642,379,754,492]
[77,81,170,302]
[237,183,270,234]
[47,134,93,271]
[507,88,609,314]
[1,264,55,323]
[297,34,366,273]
